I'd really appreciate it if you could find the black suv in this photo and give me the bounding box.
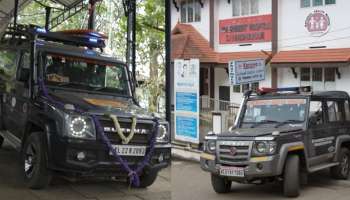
[0,24,170,189]
[200,87,350,197]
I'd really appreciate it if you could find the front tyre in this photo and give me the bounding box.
[283,155,300,198]
[134,170,158,188]
[211,174,231,193]
[330,148,350,180]
[21,133,52,189]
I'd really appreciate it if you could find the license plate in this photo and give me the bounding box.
[110,145,146,156]
[219,166,245,177]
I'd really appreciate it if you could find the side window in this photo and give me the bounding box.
[0,49,19,92]
[309,100,323,125]
[345,100,350,121]
[327,101,343,122]
[16,52,30,82]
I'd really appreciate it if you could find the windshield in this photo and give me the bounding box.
[42,53,131,96]
[240,98,307,128]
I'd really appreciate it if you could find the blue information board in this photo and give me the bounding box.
[175,116,198,138]
[175,92,198,112]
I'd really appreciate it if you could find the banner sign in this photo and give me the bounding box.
[229,59,265,85]
[174,59,200,144]
[219,14,272,44]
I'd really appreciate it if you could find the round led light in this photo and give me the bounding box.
[70,117,87,137]
[256,142,267,153]
[157,124,167,141]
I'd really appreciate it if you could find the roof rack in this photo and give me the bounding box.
[244,86,312,97]
[1,23,106,49]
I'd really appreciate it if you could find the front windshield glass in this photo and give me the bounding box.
[43,53,130,96]
[240,98,307,128]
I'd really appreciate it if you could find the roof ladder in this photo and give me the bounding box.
[49,1,87,30]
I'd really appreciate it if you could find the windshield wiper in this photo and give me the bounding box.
[250,120,279,128]
[274,120,304,128]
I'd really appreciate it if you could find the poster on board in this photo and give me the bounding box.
[174,59,200,144]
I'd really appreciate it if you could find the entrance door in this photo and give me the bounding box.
[219,86,230,110]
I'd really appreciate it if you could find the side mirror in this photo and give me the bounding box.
[18,68,30,82]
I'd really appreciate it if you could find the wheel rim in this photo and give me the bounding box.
[341,154,349,177]
[24,143,37,178]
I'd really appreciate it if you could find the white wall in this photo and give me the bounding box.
[278,0,350,50]
[171,0,210,41]
[214,0,272,53]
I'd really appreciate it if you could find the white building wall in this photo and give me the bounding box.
[336,65,350,95]
[171,0,210,41]
[214,0,272,53]
[279,0,350,50]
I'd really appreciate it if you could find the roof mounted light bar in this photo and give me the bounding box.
[2,24,107,49]
[257,86,312,95]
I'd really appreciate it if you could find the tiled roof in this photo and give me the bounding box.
[217,51,270,64]
[171,23,269,64]
[171,23,217,63]
[271,48,350,63]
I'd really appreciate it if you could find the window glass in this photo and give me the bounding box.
[313,0,323,6]
[0,50,18,92]
[180,2,187,23]
[187,0,194,23]
[232,0,241,16]
[301,0,311,7]
[233,85,241,93]
[327,101,339,122]
[309,101,323,125]
[325,68,335,82]
[241,99,306,128]
[301,68,310,81]
[251,82,259,92]
[194,0,201,21]
[44,54,130,96]
[16,52,30,82]
[241,0,250,16]
[312,68,323,82]
[242,84,250,93]
[250,0,259,14]
[325,0,336,4]
[345,100,350,121]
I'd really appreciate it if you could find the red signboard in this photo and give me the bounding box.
[219,14,272,44]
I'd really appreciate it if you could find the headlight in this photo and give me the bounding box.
[156,123,169,143]
[206,140,216,153]
[253,141,276,155]
[65,115,96,139]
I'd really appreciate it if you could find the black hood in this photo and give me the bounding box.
[218,127,303,138]
[45,90,155,120]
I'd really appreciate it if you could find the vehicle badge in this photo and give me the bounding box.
[230,147,237,156]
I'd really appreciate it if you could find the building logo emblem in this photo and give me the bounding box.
[305,10,330,37]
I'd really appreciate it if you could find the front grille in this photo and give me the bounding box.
[217,141,252,165]
[98,117,155,145]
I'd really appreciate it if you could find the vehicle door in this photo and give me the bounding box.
[0,48,20,134]
[324,100,346,155]
[307,99,332,166]
[343,100,350,135]
[10,51,32,139]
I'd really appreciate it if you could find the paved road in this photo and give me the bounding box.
[0,141,170,200]
[172,160,350,200]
